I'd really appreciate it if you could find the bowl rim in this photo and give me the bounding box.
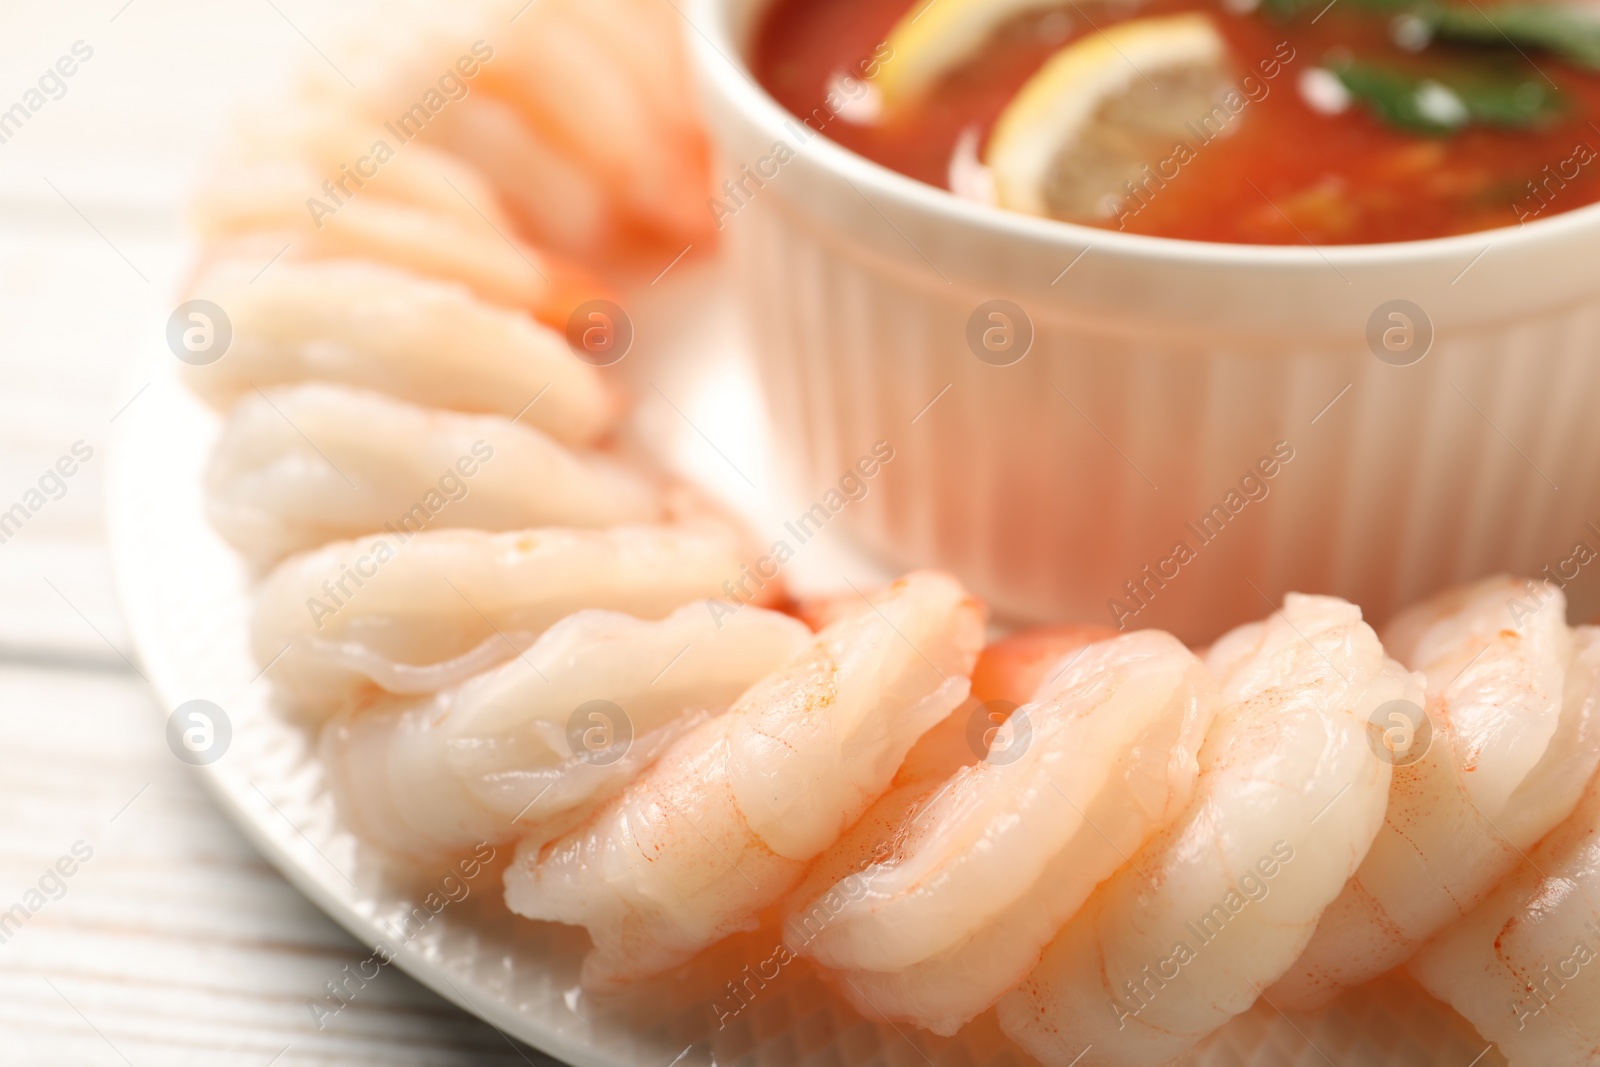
[686,0,1600,271]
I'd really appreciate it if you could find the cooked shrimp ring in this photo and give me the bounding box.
[502,572,985,989]
[997,594,1422,1067]
[206,383,661,563]
[251,519,773,711]
[321,602,810,861]
[1410,652,1600,1067]
[1273,577,1600,1009]
[786,629,1218,1036]
[182,257,618,446]
[771,623,1117,1018]
[283,0,713,260]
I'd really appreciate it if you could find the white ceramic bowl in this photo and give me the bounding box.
[686,0,1600,642]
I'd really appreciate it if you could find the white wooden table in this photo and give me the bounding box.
[0,3,554,1062]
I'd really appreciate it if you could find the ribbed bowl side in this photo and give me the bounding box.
[732,198,1600,643]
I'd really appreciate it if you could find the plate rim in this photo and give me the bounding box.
[106,357,617,1067]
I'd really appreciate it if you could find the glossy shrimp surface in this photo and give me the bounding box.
[773,624,1116,1015]
[787,629,1218,1035]
[321,603,811,861]
[998,594,1421,1067]
[502,572,985,989]
[207,383,662,562]
[1273,578,1600,1009]
[195,108,512,234]
[192,101,604,325]
[251,520,770,710]
[1410,640,1600,1067]
[280,0,711,263]
[969,623,1119,704]
[181,258,617,445]
[431,0,713,260]
[196,204,599,330]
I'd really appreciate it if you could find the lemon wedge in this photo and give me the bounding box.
[986,13,1234,220]
[874,0,1081,114]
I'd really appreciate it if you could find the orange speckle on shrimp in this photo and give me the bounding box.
[971,623,1116,705]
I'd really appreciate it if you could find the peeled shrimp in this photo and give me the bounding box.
[193,192,598,330]
[775,623,1116,1023]
[321,602,810,860]
[1272,578,1600,1009]
[970,623,1119,705]
[191,92,604,325]
[460,0,712,259]
[1410,654,1600,1066]
[502,572,985,989]
[195,103,516,233]
[180,258,617,445]
[997,594,1422,1067]
[785,629,1217,1035]
[776,622,1116,915]
[206,383,661,562]
[421,95,613,261]
[285,0,712,262]
[251,519,771,710]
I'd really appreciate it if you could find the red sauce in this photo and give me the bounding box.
[752,0,1600,244]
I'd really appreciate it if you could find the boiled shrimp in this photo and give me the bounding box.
[1272,577,1600,1009]
[501,572,985,989]
[193,194,599,331]
[192,88,604,324]
[997,594,1421,1067]
[784,628,1215,1035]
[195,103,515,237]
[777,623,1116,1006]
[251,519,772,710]
[970,623,1119,705]
[206,383,661,562]
[180,257,618,446]
[284,0,712,263]
[1410,671,1600,1067]
[460,0,712,259]
[321,602,810,860]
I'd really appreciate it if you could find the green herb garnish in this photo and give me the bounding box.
[1329,58,1567,133]
[1259,0,1600,72]
[1417,3,1600,71]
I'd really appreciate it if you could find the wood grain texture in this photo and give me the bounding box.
[0,667,554,1066]
[0,5,556,1061]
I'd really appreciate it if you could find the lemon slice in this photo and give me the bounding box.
[874,0,1080,114]
[987,13,1234,220]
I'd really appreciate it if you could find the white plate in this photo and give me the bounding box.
[107,261,1506,1067]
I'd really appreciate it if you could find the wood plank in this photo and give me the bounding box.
[0,663,554,1065]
